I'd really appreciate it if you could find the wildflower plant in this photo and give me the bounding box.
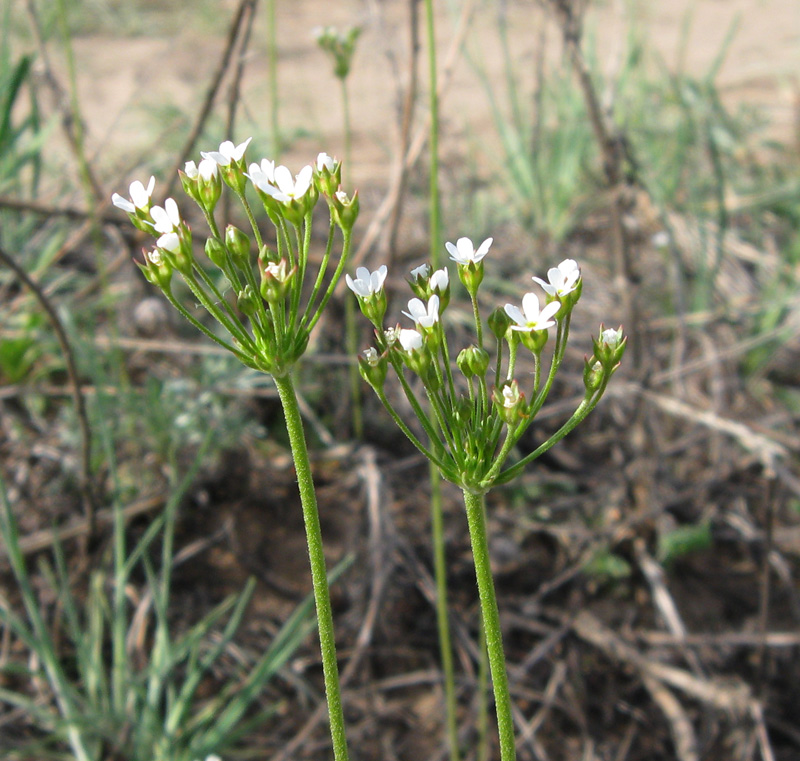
[349,241,624,761]
[113,141,357,761]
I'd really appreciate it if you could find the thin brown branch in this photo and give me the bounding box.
[165,0,256,197]
[0,242,97,539]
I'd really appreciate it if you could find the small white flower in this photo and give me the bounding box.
[409,263,431,281]
[184,161,199,178]
[502,385,519,409]
[201,137,253,166]
[397,328,423,352]
[651,231,670,249]
[363,347,380,365]
[261,164,313,203]
[316,152,336,172]
[149,198,181,234]
[111,176,155,213]
[504,292,561,332]
[402,295,439,329]
[445,236,493,265]
[247,158,276,188]
[430,268,449,291]
[532,259,580,298]
[600,327,623,347]
[345,265,388,298]
[157,232,181,254]
[146,248,164,266]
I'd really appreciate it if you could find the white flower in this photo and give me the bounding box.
[397,328,423,352]
[409,263,431,281]
[345,265,388,298]
[261,165,313,203]
[445,236,493,265]
[532,259,580,298]
[363,347,380,365]
[149,198,181,234]
[430,268,449,291]
[146,248,164,266]
[402,295,439,328]
[504,292,561,332]
[502,384,519,409]
[316,152,336,172]
[157,232,181,254]
[111,176,155,213]
[201,137,252,166]
[600,327,623,347]
[246,158,276,187]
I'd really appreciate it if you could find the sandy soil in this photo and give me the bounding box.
[63,0,799,193]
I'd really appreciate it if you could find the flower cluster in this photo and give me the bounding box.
[348,239,624,493]
[313,25,362,80]
[113,141,358,377]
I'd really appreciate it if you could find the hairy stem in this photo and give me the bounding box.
[463,490,515,761]
[273,373,350,761]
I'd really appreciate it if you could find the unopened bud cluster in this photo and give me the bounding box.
[347,238,625,493]
[113,141,358,377]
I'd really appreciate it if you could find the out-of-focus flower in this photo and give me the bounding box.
[201,137,252,167]
[112,176,155,213]
[150,198,182,234]
[532,259,580,298]
[445,236,493,265]
[346,265,388,298]
[403,295,440,329]
[397,328,423,352]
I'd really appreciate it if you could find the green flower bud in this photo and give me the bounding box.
[225,225,251,269]
[592,325,626,371]
[237,285,259,316]
[457,346,490,378]
[583,356,604,394]
[330,189,359,232]
[205,237,228,269]
[488,306,512,340]
[138,248,173,293]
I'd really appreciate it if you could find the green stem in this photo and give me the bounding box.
[424,0,441,266]
[272,374,350,761]
[430,463,460,761]
[463,490,516,761]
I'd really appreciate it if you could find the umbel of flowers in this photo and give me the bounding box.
[113,140,357,761]
[349,239,624,495]
[348,240,625,761]
[113,141,358,379]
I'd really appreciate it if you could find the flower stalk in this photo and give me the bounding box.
[348,245,624,760]
[113,140,358,761]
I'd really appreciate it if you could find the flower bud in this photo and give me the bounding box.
[492,380,526,424]
[583,356,604,394]
[457,346,490,378]
[314,152,342,197]
[237,285,259,316]
[358,347,388,391]
[330,189,359,231]
[408,263,431,299]
[225,225,251,269]
[488,306,512,340]
[260,258,296,304]
[205,237,228,269]
[138,247,173,292]
[592,325,626,372]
